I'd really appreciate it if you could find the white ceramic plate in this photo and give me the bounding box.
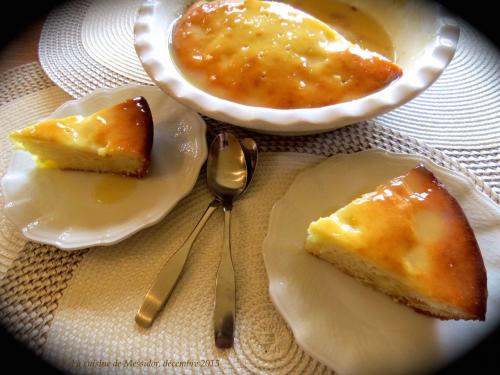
[134,0,459,135]
[2,84,207,250]
[263,150,500,374]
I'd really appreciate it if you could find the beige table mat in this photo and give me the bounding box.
[0,63,499,374]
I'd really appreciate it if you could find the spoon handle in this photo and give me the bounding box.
[135,200,220,328]
[214,206,236,348]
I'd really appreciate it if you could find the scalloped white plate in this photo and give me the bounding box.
[263,150,500,374]
[134,0,459,135]
[1,84,207,250]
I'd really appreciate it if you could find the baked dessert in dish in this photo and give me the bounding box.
[173,0,403,109]
[10,97,154,177]
[305,165,487,321]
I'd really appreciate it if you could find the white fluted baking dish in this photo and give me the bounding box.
[135,0,459,135]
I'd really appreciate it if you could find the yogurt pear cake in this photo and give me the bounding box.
[173,0,403,109]
[10,97,154,177]
[305,165,487,321]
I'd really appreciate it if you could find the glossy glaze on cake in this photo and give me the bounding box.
[173,0,402,109]
[10,97,154,177]
[305,165,487,320]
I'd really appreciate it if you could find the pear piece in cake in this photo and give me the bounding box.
[10,97,153,177]
[305,165,487,320]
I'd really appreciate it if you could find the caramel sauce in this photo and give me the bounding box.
[94,175,137,204]
[173,0,401,109]
[285,0,395,60]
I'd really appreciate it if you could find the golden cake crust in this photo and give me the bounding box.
[120,96,154,177]
[94,96,153,159]
[409,166,487,320]
[173,0,402,109]
[305,165,487,320]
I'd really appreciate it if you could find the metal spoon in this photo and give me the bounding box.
[135,134,256,329]
[241,138,258,188]
[207,132,247,348]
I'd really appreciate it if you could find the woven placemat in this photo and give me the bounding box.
[0,63,498,374]
[39,0,147,98]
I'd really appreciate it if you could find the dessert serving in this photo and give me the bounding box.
[2,85,208,250]
[10,97,154,177]
[305,165,487,321]
[173,0,403,109]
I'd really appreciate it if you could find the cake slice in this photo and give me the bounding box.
[305,165,487,320]
[10,96,154,177]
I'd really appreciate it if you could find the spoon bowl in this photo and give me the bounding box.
[207,133,247,203]
[241,137,258,192]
